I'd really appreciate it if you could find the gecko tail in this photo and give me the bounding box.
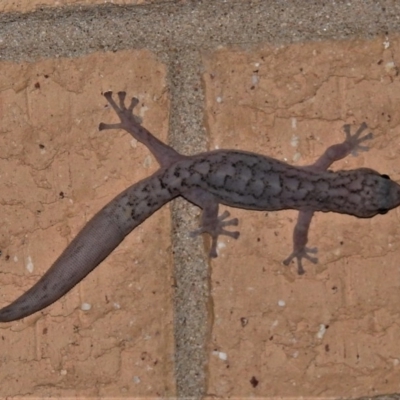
[0,211,126,322]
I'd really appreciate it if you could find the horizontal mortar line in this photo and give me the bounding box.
[0,0,398,61]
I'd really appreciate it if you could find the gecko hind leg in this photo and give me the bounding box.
[183,189,240,258]
[191,210,240,258]
[283,246,318,275]
[283,210,318,275]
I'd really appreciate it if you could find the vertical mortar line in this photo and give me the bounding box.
[166,48,211,399]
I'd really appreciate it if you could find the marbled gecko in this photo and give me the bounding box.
[0,91,399,322]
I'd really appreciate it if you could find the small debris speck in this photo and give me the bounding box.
[250,376,259,387]
[278,300,286,307]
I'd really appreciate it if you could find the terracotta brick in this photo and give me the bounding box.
[0,50,175,397]
[203,38,400,397]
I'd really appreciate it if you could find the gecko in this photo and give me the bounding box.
[0,91,399,323]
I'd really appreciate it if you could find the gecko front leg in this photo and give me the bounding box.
[100,91,183,167]
[284,123,373,274]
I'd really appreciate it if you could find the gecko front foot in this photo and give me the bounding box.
[283,247,318,275]
[190,210,240,258]
[99,91,142,132]
[343,122,373,156]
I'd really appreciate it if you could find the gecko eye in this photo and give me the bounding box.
[378,208,389,215]
[380,174,391,180]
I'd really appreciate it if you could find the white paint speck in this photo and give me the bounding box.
[133,376,141,384]
[130,138,138,148]
[292,351,299,358]
[81,302,92,311]
[138,105,148,119]
[291,118,297,129]
[385,61,396,73]
[278,300,286,307]
[216,96,223,103]
[252,74,259,85]
[271,320,279,328]
[292,152,301,163]
[217,241,226,253]
[316,324,326,339]
[212,350,228,361]
[290,135,300,148]
[113,302,121,309]
[143,155,152,168]
[219,352,227,361]
[254,62,260,67]
[26,256,34,273]
[383,37,390,49]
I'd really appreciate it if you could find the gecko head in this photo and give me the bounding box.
[361,171,400,217]
[341,169,400,218]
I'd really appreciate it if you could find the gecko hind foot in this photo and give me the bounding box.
[283,246,318,275]
[190,210,240,258]
[343,122,373,156]
[99,91,142,132]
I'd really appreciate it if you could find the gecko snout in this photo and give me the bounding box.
[377,174,400,215]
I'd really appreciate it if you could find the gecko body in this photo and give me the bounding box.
[0,91,399,322]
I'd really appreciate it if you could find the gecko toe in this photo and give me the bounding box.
[99,122,122,131]
[209,240,218,258]
[220,218,239,228]
[104,91,113,99]
[189,227,205,237]
[221,229,240,239]
[117,91,127,108]
[128,97,140,112]
[218,210,231,220]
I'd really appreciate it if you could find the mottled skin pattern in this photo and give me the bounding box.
[1,91,400,322]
